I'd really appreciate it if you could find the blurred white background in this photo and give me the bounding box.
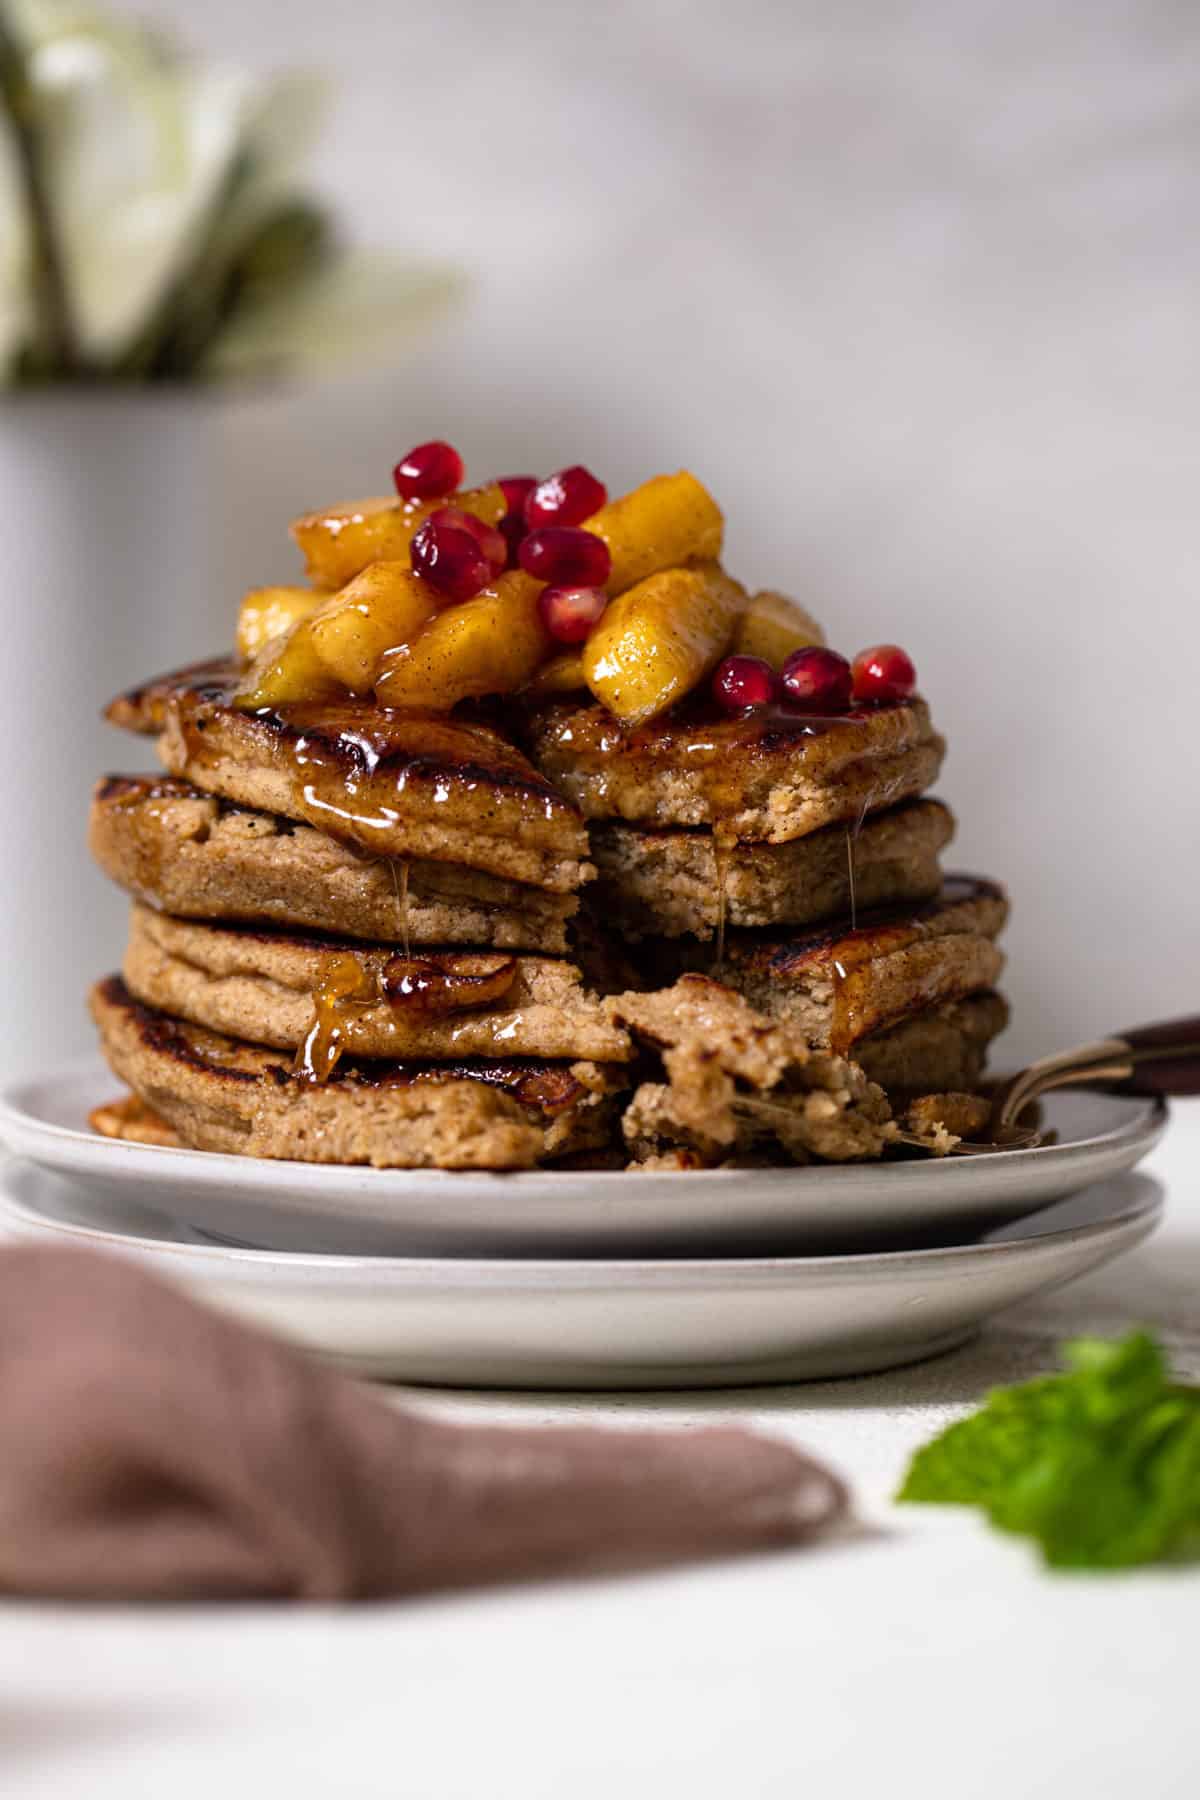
[8,0,1199,1071]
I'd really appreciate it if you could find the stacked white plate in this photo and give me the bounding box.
[0,1056,1166,1388]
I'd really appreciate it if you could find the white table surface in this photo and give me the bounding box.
[2,1102,1197,1799]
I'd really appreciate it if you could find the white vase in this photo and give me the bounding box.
[0,392,245,1084]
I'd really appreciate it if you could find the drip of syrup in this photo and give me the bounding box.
[712,831,735,973]
[844,776,903,935]
[387,859,411,956]
[295,953,378,1084]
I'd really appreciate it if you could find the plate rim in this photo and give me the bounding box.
[0,1053,1170,1200]
[0,1156,1165,1285]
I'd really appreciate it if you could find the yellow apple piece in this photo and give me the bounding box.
[522,650,587,698]
[291,483,507,588]
[233,626,345,711]
[235,586,320,665]
[375,573,552,710]
[730,590,826,665]
[582,563,746,725]
[307,563,439,694]
[585,471,724,596]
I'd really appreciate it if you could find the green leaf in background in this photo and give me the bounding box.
[897,1332,1200,1570]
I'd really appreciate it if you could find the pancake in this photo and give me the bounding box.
[901,1092,993,1146]
[852,991,1010,1097]
[90,977,623,1167]
[89,1092,181,1147]
[121,904,633,1069]
[106,660,591,893]
[662,876,1007,1055]
[589,799,954,939]
[521,694,945,841]
[90,775,575,953]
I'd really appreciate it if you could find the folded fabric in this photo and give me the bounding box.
[0,1246,848,1601]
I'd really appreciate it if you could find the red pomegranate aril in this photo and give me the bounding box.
[851,644,917,703]
[428,505,507,577]
[538,585,608,645]
[524,465,607,529]
[780,646,853,713]
[498,475,537,516]
[410,518,491,602]
[712,655,779,712]
[496,475,538,569]
[519,526,611,587]
[393,440,465,501]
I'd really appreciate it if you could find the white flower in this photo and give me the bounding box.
[0,2,459,381]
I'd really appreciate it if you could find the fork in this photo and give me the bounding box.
[897,1014,1200,1156]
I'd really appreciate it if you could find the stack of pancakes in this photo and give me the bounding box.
[85,451,1013,1170]
[88,662,636,1170]
[89,656,1009,1168]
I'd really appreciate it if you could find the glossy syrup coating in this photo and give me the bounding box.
[105,660,591,892]
[520,689,945,843]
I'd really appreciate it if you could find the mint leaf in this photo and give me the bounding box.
[896,1332,1200,1569]
[897,1375,1075,1506]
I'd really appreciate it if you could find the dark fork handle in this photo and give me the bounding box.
[1114,1016,1200,1097]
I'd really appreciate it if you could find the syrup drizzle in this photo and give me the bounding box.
[844,775,905,936]
[295,950,522,1084]
[380,953,518,1013]
[385,857,411,956]
[295,953,379,1084]
[713,832,734,972]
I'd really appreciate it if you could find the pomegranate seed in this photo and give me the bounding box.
[780,646,853,713]
[498,475,537,516]
[538,585,608,645]
[410,517,491,601]
[851,644,917,703]
[496,475,537,569]
[393,440,464,501]
[429,505,506,577]
[712,655,779,712]
[519,526,611,587]
[524,465,607,529]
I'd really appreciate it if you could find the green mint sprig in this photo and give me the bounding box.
[897,1332,1200,1569]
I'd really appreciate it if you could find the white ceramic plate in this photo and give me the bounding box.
[0,1160,1163,1388]
[0,1056,1167,1257]
[0,1159,1165,1396]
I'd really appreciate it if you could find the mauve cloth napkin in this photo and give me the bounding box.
[0,1247,847,1601]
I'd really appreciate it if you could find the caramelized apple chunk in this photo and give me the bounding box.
[730,590,825,665]
[523,650,588,698]
[235,586,320,665]
[582,563,746,725]
[375,573,552,710]
[585,471,723,596]
[292,484,507,588]
[234,627,344,711]
[307,563,438,694]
